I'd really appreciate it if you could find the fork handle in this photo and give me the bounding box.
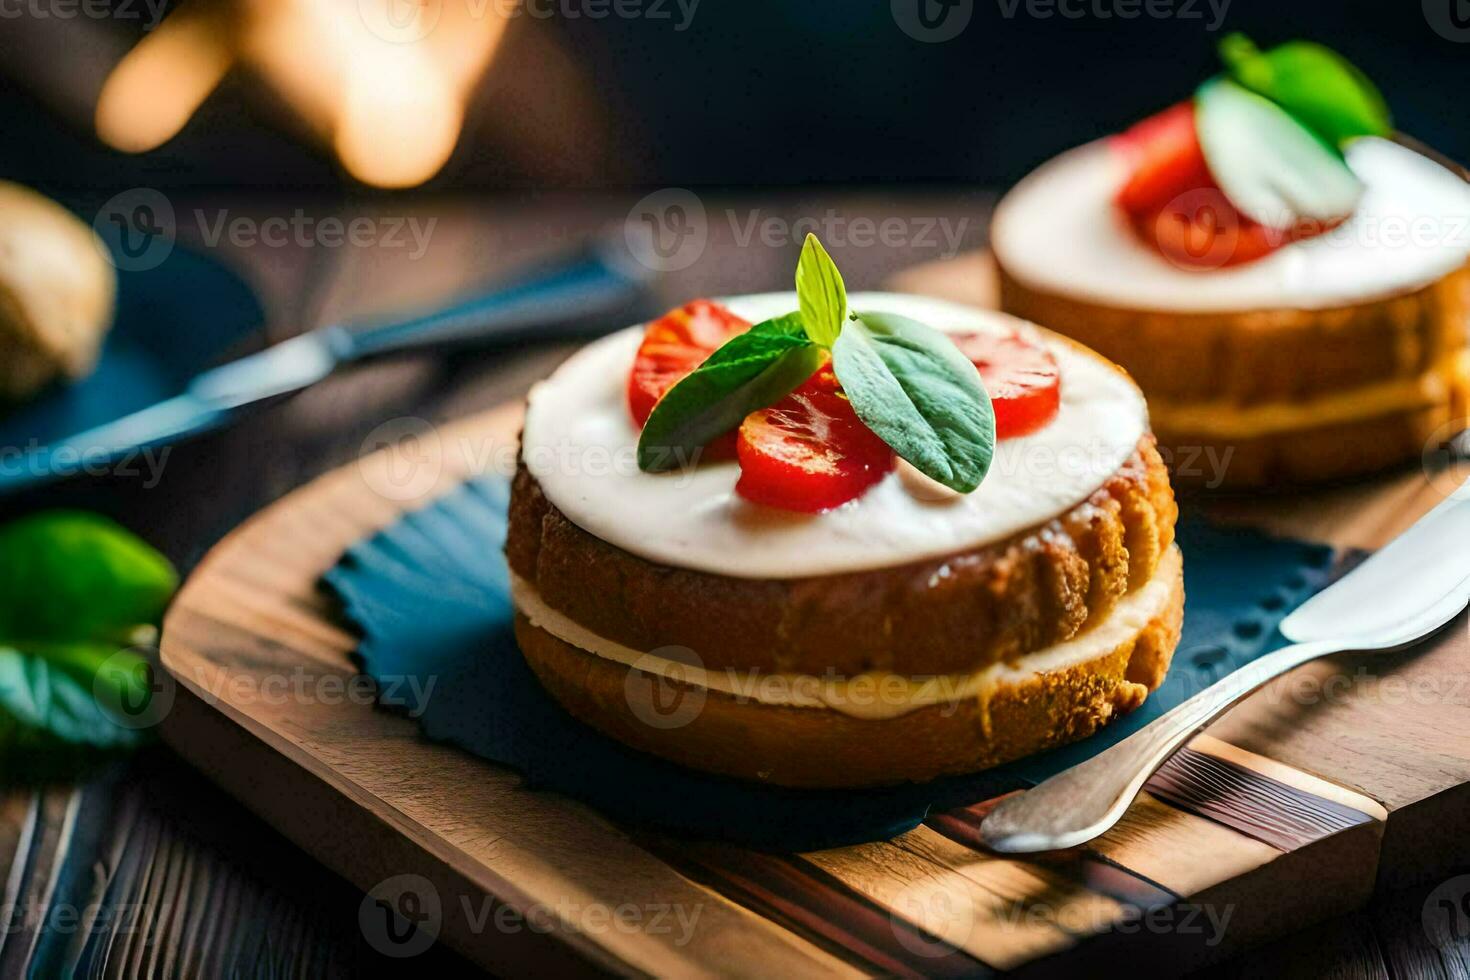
[979,638,1340,853]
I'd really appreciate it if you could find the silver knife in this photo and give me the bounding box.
[981,480,1470,853]
[10,240,649,495]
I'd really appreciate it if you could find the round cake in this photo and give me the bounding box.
[994,137,1470,488]
[991,38,1470,491]
[507,292,1181,788]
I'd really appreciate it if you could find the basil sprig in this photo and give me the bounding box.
[832,312,993,493]
[638,313,823,471]
[1195,77,1365,228]
[1219,33,1390,149]
[636,233,995,495]
[1194,35,1387,230]
[795,234,847,347]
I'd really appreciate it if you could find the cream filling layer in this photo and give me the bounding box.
[1149,367,1449,439]
[512,546,1181,722]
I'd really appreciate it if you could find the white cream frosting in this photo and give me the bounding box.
[992,136,1470,313]
[520,292,1148,579]
[511,546,1180,721]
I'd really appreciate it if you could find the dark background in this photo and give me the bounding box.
[1,0,1465,194]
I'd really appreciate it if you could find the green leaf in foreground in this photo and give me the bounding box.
[1194,77,1365,228]
[795,233,847,348]
[0,511,177,646]
[638,313,824,472]
[0,512,176,778]
[1219,33,1391,148]
[831,311,994,493]
[0,644,151,777]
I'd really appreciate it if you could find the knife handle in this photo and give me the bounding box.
[334,243,651,362]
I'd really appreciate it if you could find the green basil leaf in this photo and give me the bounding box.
[1220,33,1391,148]
[1195,77,1364,228]
[795,233,847,347]
[638,313,824,472]
[0,645,151,766]
[832,312,994,493]
[0,511,177,646]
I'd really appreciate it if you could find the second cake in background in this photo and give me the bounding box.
[992,35,1470,488]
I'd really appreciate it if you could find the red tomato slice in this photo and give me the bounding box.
[1114,101,1216,217]
[627,299,750,427]
[735,367,895,513]
[950,329,1061,439]
[1113,102,1330,268]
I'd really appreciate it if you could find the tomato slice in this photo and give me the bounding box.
[735,367,895,513]
[1114,101,1216,217]
[627,299,750,427]
[950,329,1061,439]
[1113,101,1329,268]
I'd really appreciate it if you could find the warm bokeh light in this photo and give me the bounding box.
[95,0,512,188]
[94,6,233,154]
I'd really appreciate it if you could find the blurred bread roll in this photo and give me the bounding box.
[0,182,117,401]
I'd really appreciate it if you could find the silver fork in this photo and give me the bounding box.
[980,480,1470,854]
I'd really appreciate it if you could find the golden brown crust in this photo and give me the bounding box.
[997,261,1470,486]
[507,437,1176,677]
[1156,403,1455,489]
[998,262,1470,403]
[513,555,1184,788]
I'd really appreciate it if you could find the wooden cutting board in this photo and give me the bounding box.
[158,258,1470,977]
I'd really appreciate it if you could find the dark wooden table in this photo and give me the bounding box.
[1,189,1467,977]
